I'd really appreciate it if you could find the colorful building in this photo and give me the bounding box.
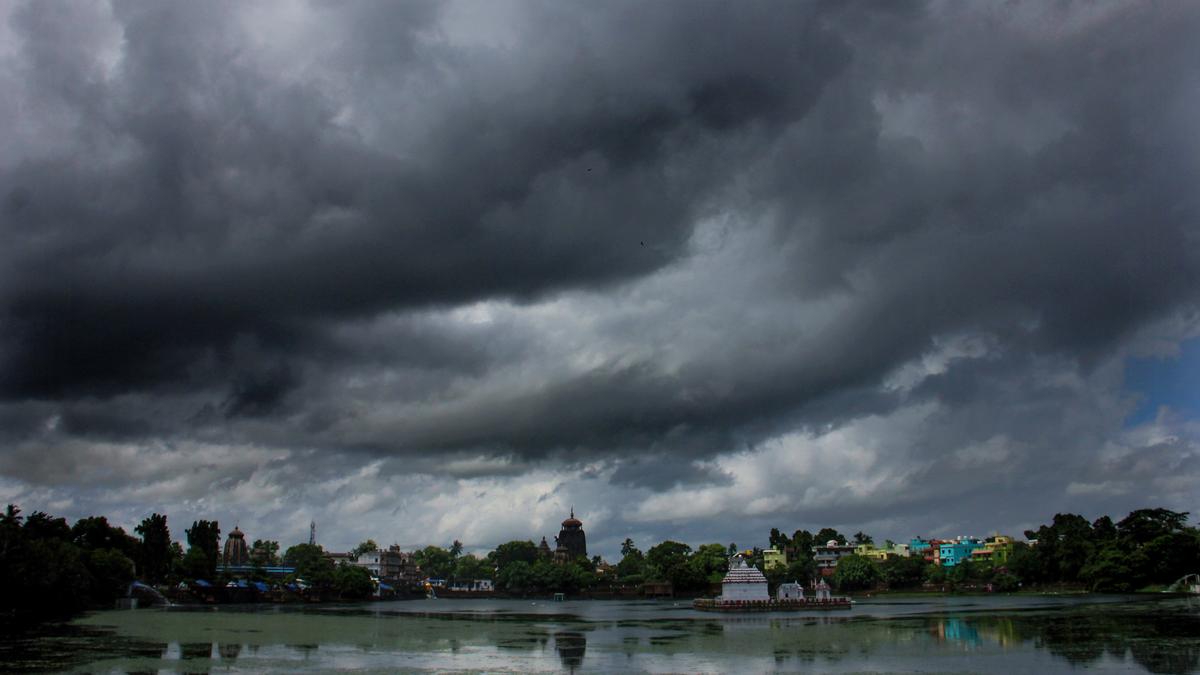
[763,548,788,570]
[970,535,1015,565]
[939,538,985,567]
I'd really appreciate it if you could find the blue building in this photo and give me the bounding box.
[939,539,984,567]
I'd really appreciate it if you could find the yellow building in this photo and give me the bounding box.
[970,535,1015,565]
[763,548,788,570]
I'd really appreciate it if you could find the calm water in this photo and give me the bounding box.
[3,595,1199,673]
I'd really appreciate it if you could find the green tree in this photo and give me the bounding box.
[250,539,280,566]
[646,540,692,582]
[136,513,173,582]
[180,547,212,579]
[24,511,72,541]
[621,538,638,557]
[1116,508,1190,545]
[453,553,488,581]
[413,545,454,579]
[283,543,335,589]
[769,528,788,550]
[491,540,539,571]
[832,554,879,592]
[647,540,706,590]
[1006,541,1042,584]
[880,555,926,588]
[853,531,874,546]
[334,563,375,599]
[1,504,21,528]
[351,539,379,560]
[1080,545,1140,592]
[449,540,464,558]
[72,517,140,560]
[815,528,846,546]
[690,543,732,586]
[84,547,136,603]
[184,520,221,578]
[616,547,646,582]
[497,560,533,592]
[1024,513,1093,582]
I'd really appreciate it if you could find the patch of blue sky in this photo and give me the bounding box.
[1123,336,1200,428]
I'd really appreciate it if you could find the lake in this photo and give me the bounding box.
[2,595,1198,673]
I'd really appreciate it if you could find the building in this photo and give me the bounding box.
[940,537,985,567]
[448,579,494,592]
[813,577,833,601]
[970,535,1014,565]
[813,540,858,577]
[222,527,250,567]
[337,545,420,585]
[554,509,587,562]
[763,548,788,570]
[856,542,911,561]
[718,556,769,603]
[777,581,804,600]
[538,536,553,559]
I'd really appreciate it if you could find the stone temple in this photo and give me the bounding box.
[222,526,250,567]
[554,509,587,562]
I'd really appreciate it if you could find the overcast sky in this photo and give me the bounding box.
[2,0,1198,560]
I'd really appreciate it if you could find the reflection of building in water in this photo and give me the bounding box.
[554,509,587,562]
[934,618,982,646]
[219,642,243,660]
[554,631,586,671]
[222,526,250,566]
[931,617,1021,649]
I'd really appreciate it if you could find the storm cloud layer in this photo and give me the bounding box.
[1,0,1198,555]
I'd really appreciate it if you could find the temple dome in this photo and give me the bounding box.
[561,508,582,528]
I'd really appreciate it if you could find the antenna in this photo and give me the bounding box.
[309,520,316,546]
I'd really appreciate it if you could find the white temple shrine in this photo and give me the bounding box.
[776,581,804,601]
[718,556,769,603]
[693,555,852,612]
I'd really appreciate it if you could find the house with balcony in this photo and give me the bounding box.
[813,540,858,576]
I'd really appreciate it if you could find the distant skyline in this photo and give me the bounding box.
[1,1,1198,563]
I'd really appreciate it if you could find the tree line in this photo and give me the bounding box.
[5,503,1195,622]
[755,508,1200,594]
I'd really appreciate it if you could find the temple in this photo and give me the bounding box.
[553,509,587,562]
[222,526,249,567]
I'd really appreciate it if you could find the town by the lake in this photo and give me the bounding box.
[2,503,1199,672]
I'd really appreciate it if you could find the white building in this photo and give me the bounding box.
[777,581,805,600]
[718,556,769,603]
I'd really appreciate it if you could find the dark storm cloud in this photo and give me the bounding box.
[0,0,1198,519]
[0,0,848,401]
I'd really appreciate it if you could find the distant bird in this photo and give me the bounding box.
[640,241,645,246]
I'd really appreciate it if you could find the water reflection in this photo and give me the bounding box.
[5,598,1198,673]
[927,611,1200,674]
[554,630,587,671]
